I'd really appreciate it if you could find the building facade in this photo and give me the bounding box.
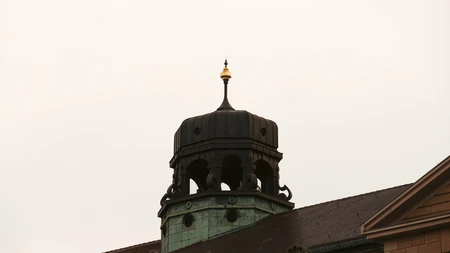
[104,62,450,253]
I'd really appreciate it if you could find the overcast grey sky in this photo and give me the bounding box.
[1,1,449,252]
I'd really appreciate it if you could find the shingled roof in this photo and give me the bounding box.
[104,184,411,253]
[104,240,160,253]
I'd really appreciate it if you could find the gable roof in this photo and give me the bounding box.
[172,184,410,253]
[361,155,450,240]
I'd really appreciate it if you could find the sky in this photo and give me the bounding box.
[1,0,449,252]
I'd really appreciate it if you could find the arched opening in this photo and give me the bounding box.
[189,179,198,195]
[255,160,275,195]
[186,159,208,195]
[221,183,231,191]
[256,178,262,192]
[221,156,242,191]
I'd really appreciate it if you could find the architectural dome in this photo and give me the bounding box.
[172,109,279,160]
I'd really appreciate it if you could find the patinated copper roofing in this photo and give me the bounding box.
[104,184,411,253]
[173,110,279,151]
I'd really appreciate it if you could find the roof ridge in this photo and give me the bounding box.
[103,239,161,253]
[294,183,413,211]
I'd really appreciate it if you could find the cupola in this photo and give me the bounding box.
[158,60,294,253]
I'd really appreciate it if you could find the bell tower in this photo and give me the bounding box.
[158,60,294,253]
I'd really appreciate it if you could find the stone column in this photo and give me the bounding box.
[240,159,257,191]
[206,161,222,191]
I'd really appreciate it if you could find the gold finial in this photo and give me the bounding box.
[220,59,232,80]
[217,59,234,111]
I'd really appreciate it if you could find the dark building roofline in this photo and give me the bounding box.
[297,183,413,212]
[103,183,412,253]
[172,183,412,253]
[103,239,160,253]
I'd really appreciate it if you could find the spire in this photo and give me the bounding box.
[218,59,234,110]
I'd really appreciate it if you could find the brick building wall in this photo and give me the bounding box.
[382,182,450,253]
[383,229,450,253]
[371,171,450,253]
